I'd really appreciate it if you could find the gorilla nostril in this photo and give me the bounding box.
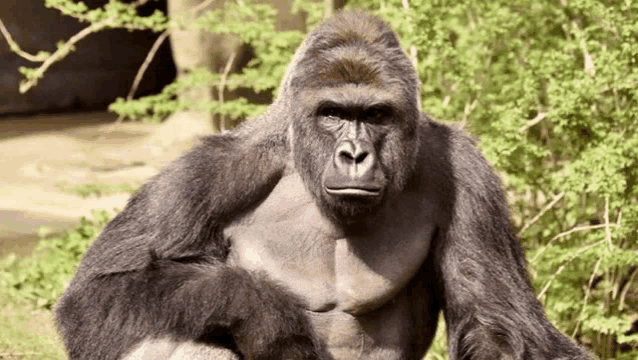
[339,150,355,164]
[355,152,368,164]
[338,150,369,166]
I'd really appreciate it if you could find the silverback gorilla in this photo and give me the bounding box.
[56,11,593,360]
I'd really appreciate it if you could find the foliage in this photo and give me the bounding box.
[108,68,270,122]
[0,210,112,309]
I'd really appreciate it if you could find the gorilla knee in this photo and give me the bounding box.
[123,339,240,360]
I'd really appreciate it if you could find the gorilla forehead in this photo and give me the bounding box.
[306,11,402,52]
[288,11,417,94]
[300,47,382,88]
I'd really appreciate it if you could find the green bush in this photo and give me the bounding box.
[0,210,112,309]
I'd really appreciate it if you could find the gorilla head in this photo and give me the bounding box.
[282,12,422,223]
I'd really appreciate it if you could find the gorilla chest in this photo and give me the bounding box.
[224,173,435,315]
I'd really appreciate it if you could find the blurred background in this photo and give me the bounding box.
[0,0,636,359]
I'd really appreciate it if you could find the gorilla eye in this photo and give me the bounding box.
[365,106,392,123]
[320,107,342,118]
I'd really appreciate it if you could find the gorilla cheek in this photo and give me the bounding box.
[292,121,333,198]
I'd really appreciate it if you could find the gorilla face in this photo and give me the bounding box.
[319,101,392,200]
[318,97,391,217]
[287,14,421,225]
[292,85,419,224]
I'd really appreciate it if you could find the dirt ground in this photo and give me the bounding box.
[0,111,198,257]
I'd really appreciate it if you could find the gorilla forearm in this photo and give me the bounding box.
[58,262,238,359]
[57,259,320,360]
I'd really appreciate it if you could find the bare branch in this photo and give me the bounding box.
[531,223,617,263]
[579,36,595,76]
[130,0,152,7]
[604,195,612,249]
[559,0,595,76]
[537,240,604,300]
[619,267,638,311]
[401,0,420,111]
[0,352,42,357]
[519,112,547,133]
[17,0,166,93]
[19,18,113,93]
[18,0,208,94]
[518,191,564,237]
[218,52,237,103]
[190,0,215,15]
[572,257,602,337]
[460,99,477,126]
[115,30,170,123]
[441,95,451,107]
[0,19,48,62]
[218,51,237,132]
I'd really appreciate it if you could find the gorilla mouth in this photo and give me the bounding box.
[325,187,382,197]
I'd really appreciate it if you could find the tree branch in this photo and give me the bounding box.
[531,223,617,263]
[0,19,49,62]
[604,195,612,249]
[401,0,420,111]
[460,98,477,126]
[560,0,595,76]
[572,256,602,338]
[519,112,547,133]
[218,51,237,132]
[114,30,170,124]
[518,191,564,237]
[17,0,158,93]
[537,240,604,300]
[19,18,112,93]
[618,267,638,311]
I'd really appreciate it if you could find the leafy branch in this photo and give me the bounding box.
[0,19,50,62]
[0,0,167,93]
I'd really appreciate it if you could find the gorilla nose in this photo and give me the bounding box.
[335,140,375,179]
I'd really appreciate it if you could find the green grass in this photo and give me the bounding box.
[0,299,66,360]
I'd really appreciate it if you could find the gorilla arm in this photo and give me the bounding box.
[427,122,592,360]
[55,127,323,360]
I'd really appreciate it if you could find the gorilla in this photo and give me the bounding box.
[55,11,593,360]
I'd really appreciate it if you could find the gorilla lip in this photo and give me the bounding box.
[325,187,382,197]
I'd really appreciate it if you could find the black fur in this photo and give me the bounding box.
[56,11,592,360]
